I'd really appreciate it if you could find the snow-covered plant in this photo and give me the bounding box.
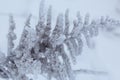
[0,0,119,80]
[7,15,17,56]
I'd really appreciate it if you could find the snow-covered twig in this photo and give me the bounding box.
[74,69,108,75]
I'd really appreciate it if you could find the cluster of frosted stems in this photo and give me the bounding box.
[0,0,119,80]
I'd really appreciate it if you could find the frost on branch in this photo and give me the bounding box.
[44,6,52,38]
[36,0,45,37]
[0,1,119,80]
[64,9,70,37]
[50,13,65,48]
[7,15,17,56]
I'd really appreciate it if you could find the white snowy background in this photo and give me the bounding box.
[0,0,120,80]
